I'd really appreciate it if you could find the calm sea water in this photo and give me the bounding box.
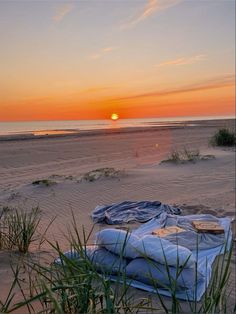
[0,115,234,136]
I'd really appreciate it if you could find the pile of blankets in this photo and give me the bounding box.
[56,201,232,301]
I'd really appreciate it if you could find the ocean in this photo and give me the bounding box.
[0,115,234,137]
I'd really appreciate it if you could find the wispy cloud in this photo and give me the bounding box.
[121,0,182,29]
[53,3,74,22]
[113,74,235,101]
[156,54,207,67]
[102,47,116,53]
[89,46,117,60]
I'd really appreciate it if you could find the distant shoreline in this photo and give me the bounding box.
[0,118,234,142]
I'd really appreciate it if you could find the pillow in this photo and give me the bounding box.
[126,258,204,289]
[54,246,127,274]
[86,246,127,274]
[96,229,140,259]
[134,235,195,268]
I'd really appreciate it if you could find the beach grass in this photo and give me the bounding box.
[79,168,123,182]
[161,148,216,165]
[161,148,201,164]
[210,128,236,147]
[0,207,41,253]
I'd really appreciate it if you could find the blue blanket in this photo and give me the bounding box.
[91,201,181,224]
[56,213,232,302]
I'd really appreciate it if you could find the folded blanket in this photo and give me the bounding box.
[55,246,128,274]
[96,228,140,259]
[91,200,181,224]
[125,258,204,289]
[96,228,195,267]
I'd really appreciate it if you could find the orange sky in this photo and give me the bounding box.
[1,78,234,121]
[0,0,235,121]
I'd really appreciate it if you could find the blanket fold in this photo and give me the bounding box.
[91,200,181,224]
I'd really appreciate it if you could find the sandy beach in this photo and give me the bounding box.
[0,118,235,311]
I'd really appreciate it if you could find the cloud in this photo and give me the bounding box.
[156,54,207,67]
[121,0,182,29]
[102,47,116,53]
[113,74,235,101]
[89,47,117,60]
[53,3,74,22]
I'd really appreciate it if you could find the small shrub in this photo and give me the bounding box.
[80,168,122,182]
[210,128,236,147]
[161,148,200,164]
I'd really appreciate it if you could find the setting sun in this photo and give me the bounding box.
[111,113,119,121]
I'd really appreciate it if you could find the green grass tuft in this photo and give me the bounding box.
[0,207,41,253]
[210,128,236,147]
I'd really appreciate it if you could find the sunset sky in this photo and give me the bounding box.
[0,0,235,121]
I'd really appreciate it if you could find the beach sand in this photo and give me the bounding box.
[0,119,235,312]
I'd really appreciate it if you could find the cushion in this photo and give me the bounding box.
[126,258,204,289]
[87,246,127,273]
[55,246,127,274]
[135,235,195,267]
[96,228,140,259]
